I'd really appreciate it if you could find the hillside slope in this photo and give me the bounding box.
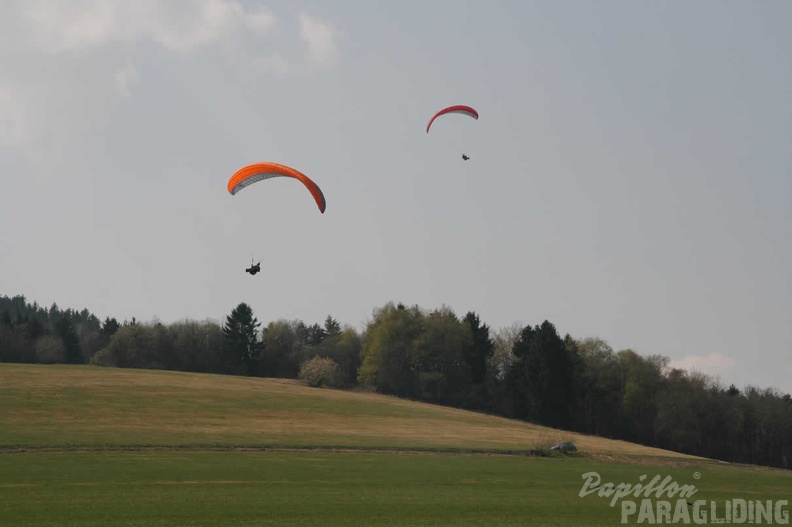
[0,364,700,459]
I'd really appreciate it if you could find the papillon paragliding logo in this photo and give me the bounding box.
[579,472,699,509]
[579,472,791,525]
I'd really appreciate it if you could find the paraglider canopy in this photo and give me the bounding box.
[426,105,479,133]
[227,162,326,213]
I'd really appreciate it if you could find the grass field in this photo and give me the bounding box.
[1,364,790,526]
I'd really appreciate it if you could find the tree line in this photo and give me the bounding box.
[1,294,790,470]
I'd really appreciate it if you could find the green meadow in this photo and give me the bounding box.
[1,364,790,526]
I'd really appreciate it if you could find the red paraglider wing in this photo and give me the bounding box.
[426,105,479,133]
[227,162,326,213]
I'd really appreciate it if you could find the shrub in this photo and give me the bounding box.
[298,356,341,388]
[35,335,65,364]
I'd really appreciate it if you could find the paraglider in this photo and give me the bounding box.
[245,261,261,275]
[426,105,479,161]
[227,162,326,214]
[228,162,326,276]
[426,105,479,134]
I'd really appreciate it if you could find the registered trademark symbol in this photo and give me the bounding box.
[693,472,701,479]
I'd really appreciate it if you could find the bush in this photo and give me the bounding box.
[89,347,113,367]
[35,335,65,364]
[298,356,341,388]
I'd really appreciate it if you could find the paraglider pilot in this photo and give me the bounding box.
[246,262,261,275]
[462,154,470,161]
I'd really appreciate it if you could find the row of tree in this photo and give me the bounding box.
[1,294,790,470]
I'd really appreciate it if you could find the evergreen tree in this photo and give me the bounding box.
[323,316,342,338]
[26,316,45,339]
[508,321,575,429]
[222,303,261,375]
[56,315,82,364]
[102,317,121,338]
[305,323,327,346]
[462,311,494,384]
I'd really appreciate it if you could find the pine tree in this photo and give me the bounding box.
[462,311,494,384]
[305,323,327,346]
[323,316,342,338]
[508,321,575,428]
[102,317,121,338]
[56,315,82,364]
[222,303,261,375]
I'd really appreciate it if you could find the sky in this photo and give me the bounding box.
[1,1,790,393]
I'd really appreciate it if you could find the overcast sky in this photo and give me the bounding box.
[1,1,790,393]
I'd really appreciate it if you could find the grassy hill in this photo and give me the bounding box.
[1,363,696,459]
[2,364,792,526]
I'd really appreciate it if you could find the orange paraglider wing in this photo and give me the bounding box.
[227,162,326,213]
